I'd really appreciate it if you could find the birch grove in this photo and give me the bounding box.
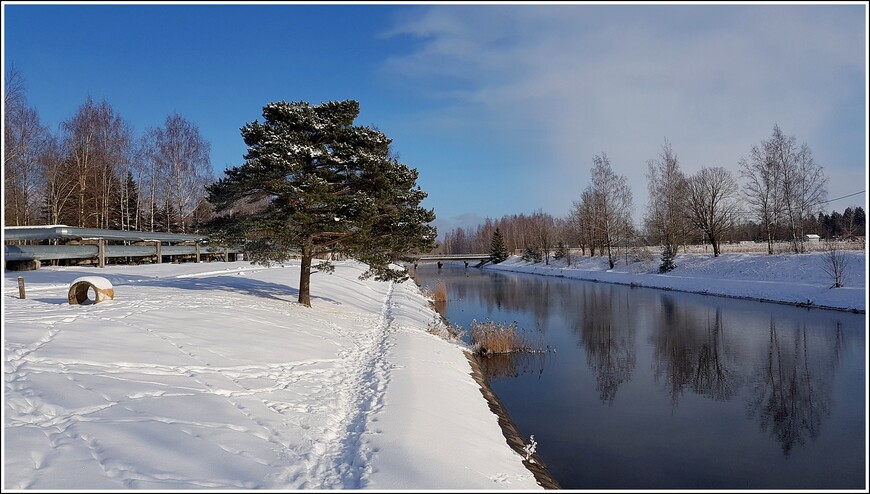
[3,70,213,233]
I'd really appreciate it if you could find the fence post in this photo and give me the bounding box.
[155,241,162,264]
[18,277,26,299]
[98,239,106,268]
[195,243,201,263]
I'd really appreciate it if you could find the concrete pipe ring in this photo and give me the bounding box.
[68,276,115,305]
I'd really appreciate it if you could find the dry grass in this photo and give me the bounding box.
[433,279,448,303]
[679,239,865,255]
[471,320,529,356]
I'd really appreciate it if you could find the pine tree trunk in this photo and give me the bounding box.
[298,239,313,307]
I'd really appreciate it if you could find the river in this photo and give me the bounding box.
[415,265,866,489]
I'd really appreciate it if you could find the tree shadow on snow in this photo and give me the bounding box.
[134,274,338,305]
[7,268,337,306]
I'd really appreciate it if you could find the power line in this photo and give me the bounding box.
[820,190,865,205]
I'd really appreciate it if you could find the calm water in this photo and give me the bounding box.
[415,265,867,489]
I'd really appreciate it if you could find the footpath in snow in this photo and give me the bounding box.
[485,250,867,313]
[3,260,541,490]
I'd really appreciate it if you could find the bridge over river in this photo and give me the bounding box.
[409,254,491,268]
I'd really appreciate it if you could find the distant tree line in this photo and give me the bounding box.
[438,127,864,262]
[813,207,865,240]
[4,67,213,233]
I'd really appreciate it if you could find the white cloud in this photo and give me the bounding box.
[384,4,866,220]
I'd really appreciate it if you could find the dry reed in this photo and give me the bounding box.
[471,320,529,356]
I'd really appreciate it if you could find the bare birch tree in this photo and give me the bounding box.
[41,137,76,226]
[785,142,827,252]
[95,106,131,229]
[4,67,49,226]
[62,98,98,226]
[741,124,828,254]
[147,113,212,233]
[739,136,783,254]
[589,153,633,269]
[644,139,689,255]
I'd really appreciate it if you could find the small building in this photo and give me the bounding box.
[803,234,821,243]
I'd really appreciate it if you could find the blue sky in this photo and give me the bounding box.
[3,2,867,237]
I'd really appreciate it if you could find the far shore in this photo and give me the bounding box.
[418,250,868,314]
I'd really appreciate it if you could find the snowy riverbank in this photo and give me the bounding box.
[485,250,867,313]
[3,260,541,490]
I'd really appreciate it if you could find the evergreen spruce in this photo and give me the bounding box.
[659,245,677,273]
[489,227,509,264]
[522,245,543,263]
[206,100,436,307]
[553,241,567,261]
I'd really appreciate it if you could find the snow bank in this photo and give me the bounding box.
[3,261,540,490]
[487,251,866,313]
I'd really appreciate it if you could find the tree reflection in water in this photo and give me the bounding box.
[691,308,739,401]
[578,286,636,405]
[418,266,856,466]
[651,296,840,457]
[746,319,836,457]
[651,296,741,408]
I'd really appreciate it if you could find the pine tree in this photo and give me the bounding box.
[489,227,509,264]
[206,100,436,307]
[553,241,567,260]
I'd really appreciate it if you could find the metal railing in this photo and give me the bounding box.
[3,226,240,269]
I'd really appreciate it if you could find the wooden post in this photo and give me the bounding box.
[195,243,201,263]
[224,247,229,262]
[98,239,106,268]
[155,241,162,264]
[17,277,26,299]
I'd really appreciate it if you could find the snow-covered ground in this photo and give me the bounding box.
[2,260,541,490]
[486,250,867,313]
[3,250,866,490]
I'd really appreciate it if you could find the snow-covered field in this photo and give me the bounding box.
[487,250,867,313]
[2,260,540,490]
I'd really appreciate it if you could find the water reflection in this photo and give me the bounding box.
[692,309,737,401]
[651,298,741,407]
[649,295,843,457]
[479,352,550,380]
[416,266,865,488]
[746,320,836,457]
[575,286,636,405]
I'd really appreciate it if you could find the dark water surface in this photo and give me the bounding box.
[415,265,867,489]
